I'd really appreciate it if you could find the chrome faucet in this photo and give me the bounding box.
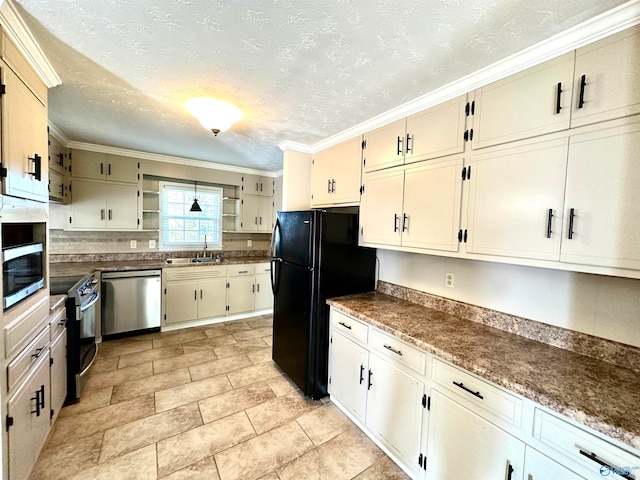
[201,234,208,258]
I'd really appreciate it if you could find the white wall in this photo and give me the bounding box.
[378,250,640,349]
[282,150,311,211]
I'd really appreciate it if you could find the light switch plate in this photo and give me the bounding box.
[247,239,252,247]
[130,240,137,249]
[149,239,156,249]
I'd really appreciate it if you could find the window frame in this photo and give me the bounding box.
[158,181,223,251]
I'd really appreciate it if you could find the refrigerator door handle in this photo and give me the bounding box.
[270,258,282,294]
[270,218,282,258]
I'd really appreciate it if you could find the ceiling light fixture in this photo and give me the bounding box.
[185,97,243,136]
[190,181,202,212]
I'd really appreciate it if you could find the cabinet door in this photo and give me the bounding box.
[165,281,198,325]
[310,147,333,206]
[363,118,406,172]
[366,353,424,473]
[405,95,467,164]
[472,52,574,150]
[106,183,139,230]
[258,197,273,232]
[241,195,261,231]
[360,168,404,246]
[331,137,362,205]
[49,169,65,202]
[197,277,227,319]
[71,151,108,180]
[254,273,273,310]
[524,447,584,480]
[561,120,640,270]
[106,155,139,183]
[50,330,67,424]
[243,174,272,196]
[426,389,525,480]
[2,64,49,202]
[571,25,640,128]
[466,138,568,261]
[228,276,255,314]
[7,354,51,480]
[69,179,108,229]
[402,157,463,252]
[328,331,369,423]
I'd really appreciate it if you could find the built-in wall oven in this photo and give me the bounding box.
[50,274,99,402]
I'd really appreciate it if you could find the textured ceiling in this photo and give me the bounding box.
[15,0,629,172]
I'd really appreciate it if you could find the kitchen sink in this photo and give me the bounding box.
[165,257,225,264]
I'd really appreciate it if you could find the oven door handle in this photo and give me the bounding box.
[79,291,100,313]
[79,343,98,377]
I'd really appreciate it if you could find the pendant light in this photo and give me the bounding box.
[190,181,202,212]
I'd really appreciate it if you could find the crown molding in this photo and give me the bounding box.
[277,140,314,154]
[66,140,279,177]
[281,0,640,154]
[0,0,61,87]
[47,122,70,145]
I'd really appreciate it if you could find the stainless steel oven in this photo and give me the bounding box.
[50,274,99,402]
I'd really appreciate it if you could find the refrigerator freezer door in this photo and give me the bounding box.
[274,211,314,267]
[272,261,315,395]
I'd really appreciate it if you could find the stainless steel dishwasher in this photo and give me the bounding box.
[101,270,161,338]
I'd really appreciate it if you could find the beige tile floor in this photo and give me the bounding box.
[31,315,410,480]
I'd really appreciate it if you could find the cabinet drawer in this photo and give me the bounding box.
[533,409,640,477]
[370,328,426,375]
[49,306,67,340]
[4,295,50,359]
[255,263,271,274]
[165,266,227,281]
[432,358,522,427]
[331,310,368,344]
[228,265,255,276]
[7,326,49,393]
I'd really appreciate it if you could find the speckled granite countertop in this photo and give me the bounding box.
[49,257,270,277]
[327,291,640,452]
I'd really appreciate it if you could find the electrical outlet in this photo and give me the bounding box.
[445,272,455,288]
[149,239,156,249]
[130,240,137,249]
[247,239,252,247]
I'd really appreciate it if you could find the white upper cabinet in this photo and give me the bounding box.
[71,151,139,184]
[311,137,362,207]
[361,156,464,253]
[571,25,640,128]
[363,118,407,172]
[363,95,467,173]
[465,137,568,261]
[404,95,467,164]
[69,179,139,230]
[242,174,273,197]
[560,118,640,270]
[471,52,575,150]
[1,63,48,202]
[360,167,404,246]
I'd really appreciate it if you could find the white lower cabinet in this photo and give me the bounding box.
[328,307,640,480]
[524,447,584,480]
[426,389,525,480]
[7,353,50,480]
[49,329,67,424]
[328,309,427,479]
[163,264,273,327]
[366,353,424,471]
[329,330,369,423]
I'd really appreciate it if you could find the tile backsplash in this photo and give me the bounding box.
[49,229,271,255]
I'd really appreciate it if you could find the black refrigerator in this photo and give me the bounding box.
[270,209,376,400]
